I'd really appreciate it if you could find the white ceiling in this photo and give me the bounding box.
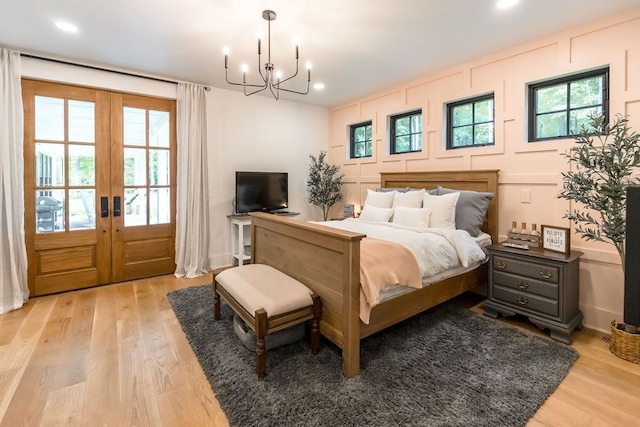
[2,0,640,107]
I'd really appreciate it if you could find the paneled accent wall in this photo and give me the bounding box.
[328,7,640,333]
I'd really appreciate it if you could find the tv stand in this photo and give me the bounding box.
[228,212,299,265]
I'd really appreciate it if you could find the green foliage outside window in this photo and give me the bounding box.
[351,122,372,158]
[531,70,607,141]
[392,111,422,154]
[449,96,494,148]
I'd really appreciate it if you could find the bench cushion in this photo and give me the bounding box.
[216,264,313,316]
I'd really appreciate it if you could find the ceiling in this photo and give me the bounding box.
[2,0,640,107]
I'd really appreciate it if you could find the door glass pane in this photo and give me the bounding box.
[36,190,65,233]
[124,188,147,226]
[124,148,147,186]
[69,189,96,230]
[123,107,146,146]
[149,110,170,147]
[35,96,64,141]
[149,149,170,185]
[35,143,65,186]
[68,100,95,143]
[68,144,95,186]
[150,188,170,224]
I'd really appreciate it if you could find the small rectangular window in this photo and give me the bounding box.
[350,121,372,158]
[391,110,422,154]
[447,94,494,149]
[528,68,609,141]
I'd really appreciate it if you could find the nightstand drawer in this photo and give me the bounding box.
[494,286,559,318]
[493,271,558,299]
[493,255,559,284]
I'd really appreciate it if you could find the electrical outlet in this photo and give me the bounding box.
[521,189,531,204]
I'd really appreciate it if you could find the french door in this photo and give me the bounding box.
[22,80,176,296]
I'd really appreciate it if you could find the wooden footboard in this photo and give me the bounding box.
[250,170,499,378]
[250,213,365,377]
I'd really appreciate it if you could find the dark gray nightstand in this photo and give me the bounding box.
[483,244,584,344]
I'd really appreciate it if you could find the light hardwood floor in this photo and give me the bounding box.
[0,275,639,427]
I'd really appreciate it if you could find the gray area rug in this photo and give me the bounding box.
[167,284,578,427]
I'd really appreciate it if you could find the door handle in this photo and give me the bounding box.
[114,196,121,217]
[100,196,109,217]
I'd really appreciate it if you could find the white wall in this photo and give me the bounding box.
[20,57,329,270]
[205,88,328,267]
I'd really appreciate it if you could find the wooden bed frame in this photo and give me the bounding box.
[250,170,499,378]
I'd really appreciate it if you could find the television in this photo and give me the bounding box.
[235,171,289,214]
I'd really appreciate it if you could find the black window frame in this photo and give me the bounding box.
[446,93,495,150]
[349,121,373,159]
[390,109,422,154]
[528,67,609,142]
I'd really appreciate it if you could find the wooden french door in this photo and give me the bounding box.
[22,80,176,296]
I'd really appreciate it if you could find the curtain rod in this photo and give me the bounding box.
[20,53,212,91]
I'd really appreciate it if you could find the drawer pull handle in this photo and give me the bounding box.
[517,280,529,290]
[496,261,507,270]
[540,270,553,279]
[517,296,528,306]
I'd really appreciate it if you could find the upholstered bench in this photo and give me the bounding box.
[213,264,322,379]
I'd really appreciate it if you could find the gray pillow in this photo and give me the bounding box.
[437,186,494,237]
[376,187,408,193]
[406,187,438,195]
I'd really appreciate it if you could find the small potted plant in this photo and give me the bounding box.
[558,113,640,361]
[306,151,344,221]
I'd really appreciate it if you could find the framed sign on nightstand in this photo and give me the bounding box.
[541,224,570,255]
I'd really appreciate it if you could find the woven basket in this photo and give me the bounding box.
[610,320,640,364]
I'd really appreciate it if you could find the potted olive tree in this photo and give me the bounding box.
[306,151,344,221]
[558,113,640,360]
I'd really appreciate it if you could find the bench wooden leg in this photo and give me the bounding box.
[255,308,268,379]
[213,282,221,321]
[310,294,322,355]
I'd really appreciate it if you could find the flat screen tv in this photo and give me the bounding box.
[235,171,288,214]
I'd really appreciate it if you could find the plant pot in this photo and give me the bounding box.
[610,320,640,364]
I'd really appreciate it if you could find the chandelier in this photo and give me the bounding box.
[223,10,311,100]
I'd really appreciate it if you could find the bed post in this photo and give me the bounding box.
[342,239,361,378]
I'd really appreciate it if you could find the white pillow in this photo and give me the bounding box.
[364,189,396,208]
[422,192,460,229]
[359,205,394,222]
[392,189,425,208]
[392,206,431,228]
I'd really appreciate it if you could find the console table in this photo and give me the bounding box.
[228,212,299,265]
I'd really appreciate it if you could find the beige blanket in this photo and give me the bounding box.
[359,237,422,323]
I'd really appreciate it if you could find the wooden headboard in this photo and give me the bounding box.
[380,170,500,243]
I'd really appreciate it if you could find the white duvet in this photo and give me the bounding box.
[320,218,488,280]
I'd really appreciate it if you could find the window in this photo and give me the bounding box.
[447,94,494,149]
[391,110,422,154]
[528,68,609,141]
[350,121,372,158]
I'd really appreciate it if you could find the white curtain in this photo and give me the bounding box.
[174,83,211,278]
[0,49,29,313]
